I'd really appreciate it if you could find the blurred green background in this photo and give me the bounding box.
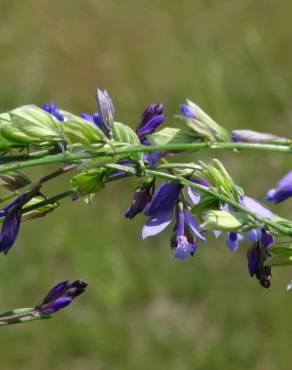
[0,1,291,369]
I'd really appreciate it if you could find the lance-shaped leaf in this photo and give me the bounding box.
[71,168,106,195]
[9,105,62,141]
[148,127,199,145]
[63,115,107,145]
[113,122,142,161]
[201,210,250,231]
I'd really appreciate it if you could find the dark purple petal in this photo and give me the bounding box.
[0,206,22,255]
[144,182,181,216]
[239,195,273,219]
[42,102,64,121]
[261,228,274,249]
[36,279,88,314]
[266,170,292,203]
[125,180,154,219]
[180,104,197,119]
[231,130,285,143]
[136,103,165,139]
[226,232,243,252]
[40,296,73,314]
[42,281,69,304]
[247,244,261,276]
[142,208,173,239]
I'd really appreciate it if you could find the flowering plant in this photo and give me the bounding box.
[0,88,291,325]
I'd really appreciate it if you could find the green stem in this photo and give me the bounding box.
[0,141,291,169]
[144,169,292,237]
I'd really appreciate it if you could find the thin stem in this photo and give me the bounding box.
[144,169,292,237]
[0,141,291,169]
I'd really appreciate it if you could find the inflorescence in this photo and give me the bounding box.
[0,88,291,324]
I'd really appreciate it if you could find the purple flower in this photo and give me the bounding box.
[142,182,182,239]
[231,129,286,143]
[42,102,64,122]
[226,232,244,252]
[266,170,292,203]
[125,179,155,219]
[0,193,34,255]
[96,88,115,138]
[82,88,115,138]
[35,279,88,314]
[136,103,165,140]
[144,182,182,217]
[172,208,205,260]
[239,195,273,219]
[247,229,273,288]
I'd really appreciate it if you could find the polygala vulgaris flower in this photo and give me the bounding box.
[125,178,155,219]
[42,102,64,121]
[0,193,35,255]
[171,207,205,260]
[136,103,165,141]
[82,88,115,138]
[142,182,182,239]
[266,170,292,203]
[35,280,88,314]
[247,229,273,288]
[231,129,286,143]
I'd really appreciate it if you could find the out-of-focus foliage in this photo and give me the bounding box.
[0,1,291,369]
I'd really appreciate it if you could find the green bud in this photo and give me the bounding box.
[71,168,106,195]
[201,210,250,231]
[182,100,230,142]
[148,127,199,145]
[200,159,243,198]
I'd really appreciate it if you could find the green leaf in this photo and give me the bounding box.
[148,127,199,145]
[71,168,106,195]
[269,243,292,256]
[113,121,142,160]
[63,115,106,145]
[265,254,292,267]
[201,210,250,231]
[9,105,62,141]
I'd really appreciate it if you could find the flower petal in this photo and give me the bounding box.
[142,209,173,239]
[184,210,205,241]
[226,232,243,252]
[144,182,181,216]
[239,195,273,219]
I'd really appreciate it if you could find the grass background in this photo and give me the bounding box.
[0,1,292,369]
